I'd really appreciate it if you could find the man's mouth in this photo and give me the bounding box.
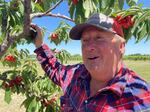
[88,56,99,60]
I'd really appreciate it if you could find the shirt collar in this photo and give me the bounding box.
[106,66,127,97]
[78,64,128,97]
[78,65,91,80]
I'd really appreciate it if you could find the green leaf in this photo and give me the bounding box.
[4,88,12,104]
[104,8,112,15]
[118,0,124,10]
[75,0,85,23]
[33,2,44,12]
[136,22,147,42]
[33,82,40,96]
[108,0,115,8]
[136,11,150,25]
[43,0,52,11]
[35,101,41,112]
[35,4,44,12]
[126,0,138,6]
[132,10,150,33]
[69,3,75,19]
[83,0,96,18]
[27,97,37,112]
[45,105,55,112]
[101,0,107,9]
[146,19,150,40]
[0,80,3,87]
[21,97,33,109]
[1,3,8,33]
[124,28,132,42]
[136,22,145,34]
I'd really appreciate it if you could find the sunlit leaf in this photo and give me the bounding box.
[4,88,12,104]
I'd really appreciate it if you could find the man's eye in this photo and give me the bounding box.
[96,37,102,40]
[96,37,106,41]
[82,39,88,42]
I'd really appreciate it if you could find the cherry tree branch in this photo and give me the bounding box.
[31,12,74,22]
[31,0,74,22]
[0,33,15,57]
[23,0,31,36]
[0,0,74,57]
[45,0,64,14]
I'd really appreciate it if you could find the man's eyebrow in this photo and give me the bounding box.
[81,35,89,38]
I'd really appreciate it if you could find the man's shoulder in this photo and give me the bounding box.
[120,68,150,111]
[125,68,150,92]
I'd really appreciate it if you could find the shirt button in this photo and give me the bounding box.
[62,104,65,107]
[85,100,88,104]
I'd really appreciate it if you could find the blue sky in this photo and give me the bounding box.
[17,0,150,55]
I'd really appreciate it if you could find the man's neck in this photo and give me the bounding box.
[90,78,107,91]
[90,79,107,97]
[90,60,123,97]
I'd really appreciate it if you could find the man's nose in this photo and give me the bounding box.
[87,41,96,51]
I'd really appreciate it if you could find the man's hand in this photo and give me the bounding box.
[31,24,43,48]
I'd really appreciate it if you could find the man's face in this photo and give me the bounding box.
[81,26,123,82]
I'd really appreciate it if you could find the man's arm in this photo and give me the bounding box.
[34,44,79,88]
[31,24,80,92]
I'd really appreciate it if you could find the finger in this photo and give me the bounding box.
[30,24,37,29]
[30,24,40,30]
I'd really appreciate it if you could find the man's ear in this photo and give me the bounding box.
[119,42,125,54]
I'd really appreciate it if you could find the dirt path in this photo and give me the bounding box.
[0,90,25,112]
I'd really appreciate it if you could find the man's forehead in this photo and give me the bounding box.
[82,26,105,32]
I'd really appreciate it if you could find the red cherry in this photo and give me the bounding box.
[72,0,78,5]
[115,15,134,29]
[4,55,16,62]
[9,80,15,87]
[115,15,122,21]
[2,82,9,88]
[51,33,58,40]
[14,76,23,85]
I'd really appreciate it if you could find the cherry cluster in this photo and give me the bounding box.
[114,15,134,29]
[2,76,23,89]
[4,55,16,63]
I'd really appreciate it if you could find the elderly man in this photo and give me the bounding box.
[32,13,150,112]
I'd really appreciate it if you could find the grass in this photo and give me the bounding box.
[0,60,150,112]
[0,90,25,112]
[124,60,150,82]
[67,60,150,82]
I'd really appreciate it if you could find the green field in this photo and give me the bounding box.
[0,60,150,112]
[67,60,150,82]
[124,60,150,82]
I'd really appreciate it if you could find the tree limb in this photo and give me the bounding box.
[44,0,64,15]
[31,0,74,22]
[23,0,31,37]
[0,33,15,57]
[31,12,74,22]
[0,0,74,57]
[0,32,26,57]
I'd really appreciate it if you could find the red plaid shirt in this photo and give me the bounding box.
[34,44,150,112]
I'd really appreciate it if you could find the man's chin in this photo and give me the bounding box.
[85,65,101,73]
